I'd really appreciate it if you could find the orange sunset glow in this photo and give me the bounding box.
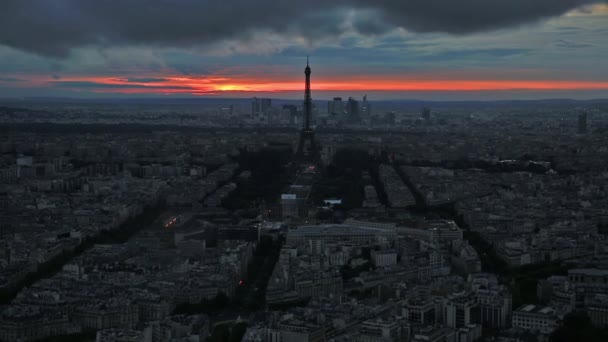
[32,76,608,95]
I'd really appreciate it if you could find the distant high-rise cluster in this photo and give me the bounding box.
[251,97,272,116]
[327,95,371,124]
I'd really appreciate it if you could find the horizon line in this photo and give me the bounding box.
[2,96,608,103]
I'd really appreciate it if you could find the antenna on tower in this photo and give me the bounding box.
[306,55,309,66]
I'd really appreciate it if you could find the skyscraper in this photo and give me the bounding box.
[282,104,298,125]
[251,97,272,116]
[422,107,431,124]
[578,111,587,134]
[328,97,344,115]
[346,97,359,122]
[361,95,371,118]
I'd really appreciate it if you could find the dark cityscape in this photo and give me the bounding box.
[1,1,608,342]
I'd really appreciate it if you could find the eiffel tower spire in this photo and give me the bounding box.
[297,57,318,159]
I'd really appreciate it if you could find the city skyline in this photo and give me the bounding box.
[3,2,608,341]
[0,1,607,100]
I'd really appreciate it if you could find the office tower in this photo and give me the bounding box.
[578,111,587,134]
[361,94,371,117]
[251,97,271,116]
[346,97,360,122]
[422,107,431,123]
[282,105,298,125]
[328,97,344,115]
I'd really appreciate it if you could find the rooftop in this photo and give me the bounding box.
[289,224,396,237]
[516,304,555,315]
[569,268,608,277]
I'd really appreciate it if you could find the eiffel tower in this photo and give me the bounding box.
[296,57,319,159]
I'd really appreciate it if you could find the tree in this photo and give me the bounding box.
[209,324,230,342]
[550,312,608,342]
[229,322,248,342]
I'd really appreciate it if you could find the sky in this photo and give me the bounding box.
[0,1,607,100]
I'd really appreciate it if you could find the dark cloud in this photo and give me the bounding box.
[52,81,195,91]
[366,1,604,34]
[350,11,393,35]
[125,77,168,83]
[422,48,532,61]
[555,39,594,48]
[0,77,23,82]
[556,26,583,31]
[0,0,604,57]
